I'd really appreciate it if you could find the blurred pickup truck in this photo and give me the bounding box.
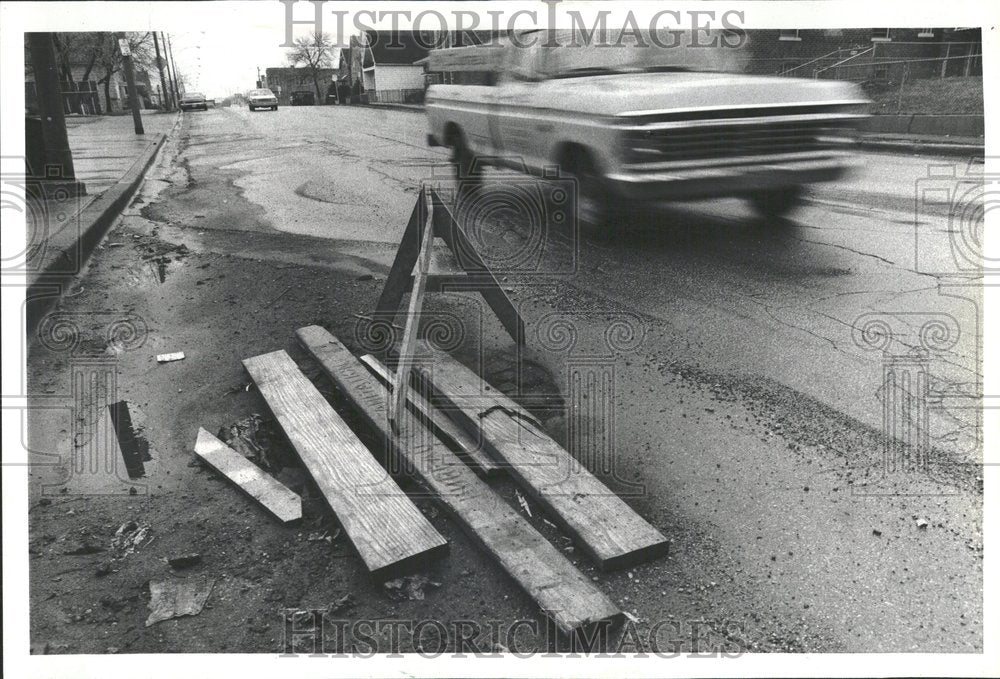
[425,34,870,229]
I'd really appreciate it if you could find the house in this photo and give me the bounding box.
[341,31,432,104]
[26,62,159,115]
[265,67,338,105]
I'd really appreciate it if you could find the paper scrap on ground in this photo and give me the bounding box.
[156,352,185,363]
[145,576,215,626]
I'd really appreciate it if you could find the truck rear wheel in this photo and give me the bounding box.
[452,137,482,199]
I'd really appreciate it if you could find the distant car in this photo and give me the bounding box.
[291,91,315,106]
[248,88,278,111]
[179,92,208,111]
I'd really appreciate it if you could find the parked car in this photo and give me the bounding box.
[291,91,315,106]
[425,33,870,229]
[179,92,208,112]
[248,88,279,111]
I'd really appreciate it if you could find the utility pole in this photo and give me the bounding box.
[256,66,262,88]
[25,32,85,195]
[116,33,144,134]
[162,32,178,104]
[166,33,182,102]
[153,32,172,110]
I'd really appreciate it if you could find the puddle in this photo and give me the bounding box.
[107,401,152,479]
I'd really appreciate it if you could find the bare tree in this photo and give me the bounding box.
[91,32,154,113]
[287,31,334,104]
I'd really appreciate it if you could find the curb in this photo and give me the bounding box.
[858,138,984,158]
[361,102,424,114]
[26,129,170,334]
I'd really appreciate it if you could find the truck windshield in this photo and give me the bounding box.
[537,29,745,78]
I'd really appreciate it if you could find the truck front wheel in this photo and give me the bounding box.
[563,152,614,238]
[452,137,482,199]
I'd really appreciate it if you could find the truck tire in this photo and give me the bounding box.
[749,187,804,221]
[452,136,482,200]
[563,151,614,239]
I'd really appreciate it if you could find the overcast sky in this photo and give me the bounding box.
[164,4,342,99]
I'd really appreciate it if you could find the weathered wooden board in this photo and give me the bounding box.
[296,325,621,634]
[410,341,670,571]
[390,195,435,434]
[243,349,447,580]
[359,354,502,477]
[193,427,302,523]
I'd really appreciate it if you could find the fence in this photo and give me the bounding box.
[770,41,982,83]
[25,80,104,115]
[369,88,425,105]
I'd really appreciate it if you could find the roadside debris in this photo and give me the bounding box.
[167,553,202,569]
[223,381,253,396]
[383,574,441,601]
[516,489,532,517]
[216,414,288,471]
[111,521,152,557]
[145,576,216,626]
[327,593,355,614]
[916,518,929,529]
[156,352,185,363]
[306,529,339,543]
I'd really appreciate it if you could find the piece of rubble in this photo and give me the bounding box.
[111,521,151,557]
[916,518,929,529]
[145,576,216,626]
[515,490,532,517]
[383,574,441,601]
[327,593,355,614]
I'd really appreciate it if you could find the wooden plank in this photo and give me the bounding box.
[429,188,525,344]
[410,341,670,571]
[390,193,435,434]
[243,350,447,580]
[375,189,427,318]
[296,325,622,635]
[360,354,502,477]
[193,427,302,524]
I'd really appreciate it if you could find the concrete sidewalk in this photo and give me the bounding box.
[25,110,179,327]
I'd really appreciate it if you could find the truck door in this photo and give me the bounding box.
[492,42,547,171]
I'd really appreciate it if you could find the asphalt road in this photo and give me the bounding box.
[27,104,983,654]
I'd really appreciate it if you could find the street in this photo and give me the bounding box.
[27,104,982,653]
